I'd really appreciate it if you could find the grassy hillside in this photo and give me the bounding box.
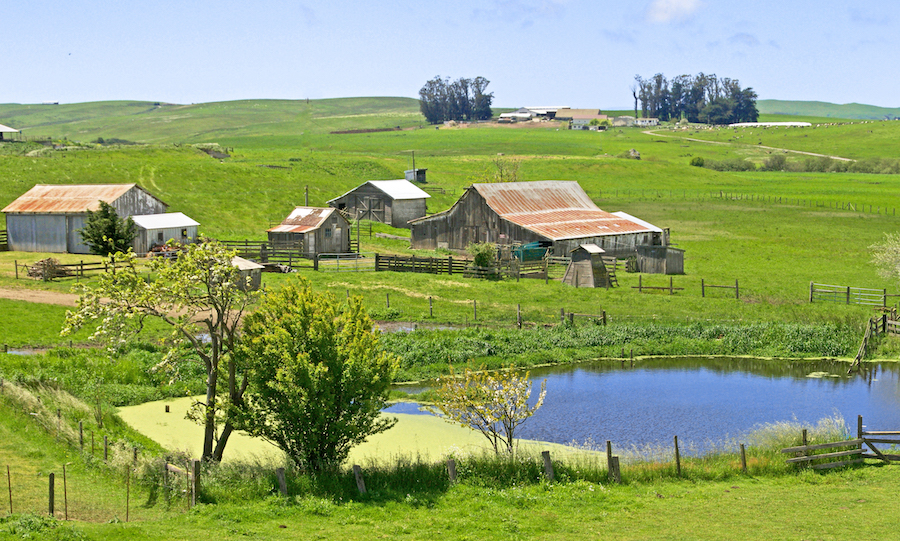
[758,99,900,120]
[0,97,424,143]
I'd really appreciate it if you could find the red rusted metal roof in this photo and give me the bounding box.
[267,207,336,233]
[473,181,657,241]
[2,184,139,214]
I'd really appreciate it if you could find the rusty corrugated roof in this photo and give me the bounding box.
[2,184,139,214]
[473,181,657,241]
[267,207,335,233]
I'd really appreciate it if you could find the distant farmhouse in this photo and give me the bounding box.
[2,184,168,253]
[634,118,659,127]
[327,179,430,229]
[0,123,20,141]
[267,206,350,256]
[554,109,608,130]
[409,181,676,262]
[499,106,569,122]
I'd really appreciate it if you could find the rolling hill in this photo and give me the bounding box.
[758,99,900,120]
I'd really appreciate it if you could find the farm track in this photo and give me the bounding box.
[0,286,78,306]
[644,130,855,161]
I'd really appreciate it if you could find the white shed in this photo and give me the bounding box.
[131,212,200,255]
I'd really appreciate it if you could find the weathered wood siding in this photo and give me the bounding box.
[636,245,685,275]
[330,184,427,228]
[411,188,659,256]
[267,213,350,255]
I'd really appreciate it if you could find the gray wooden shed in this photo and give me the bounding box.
[562,244,610,288]
[131,212,200,255]
[2,184,167,254]
[327,180,430,229]
[636,245,685,275]
[232,256,264,291]
[267,207,350,256]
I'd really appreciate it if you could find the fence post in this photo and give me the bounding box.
[735,279,739,300]
[846,286,851,305]
[701,279,705,298]
[374,253,380,271]
[858,415,864,455]
[884,289,888,308]
[48,472,55,517]
[809,282,814,303]
[429,297,433,318]
[6,465,11,515]
[669,276,673,295]
[602,310,607,326]
[78,422,83,451]
[560,308,565,324]
[473,300,477,321]
[352,465,366,494]
[104,436,108,461]
[447,459,457,483]
[276,467,287,496]
[191,459,201,507]
[314,253,319,271]
[448,256,453,275]
[14,261,17,280]
[740,444,747,473]
[517,304,522,329]
[386,293,390,309]
[541,450,555,481]
[674,436,681,477]
[638,275,642,293]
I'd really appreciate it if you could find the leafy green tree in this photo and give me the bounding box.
[429,366,547,455]
[79,201,137,255]
[466,242,497,268]
[62,241,256,462]
[238,279,398,472]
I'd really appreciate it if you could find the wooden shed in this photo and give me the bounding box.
[131,212,200,255]
[409,181,667,257]
[327,180,430,229]
[562,244,610,288]
[267,207,350,256]
[232,256,264,291]
[0,123,20,141]
[636,245,685,275]
[2,184,167,254]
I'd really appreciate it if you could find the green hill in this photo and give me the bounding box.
[0,97,424,143]
[758,99,900,120]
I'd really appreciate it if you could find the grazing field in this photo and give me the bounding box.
[1,97,900,539]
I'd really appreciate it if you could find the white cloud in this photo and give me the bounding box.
[646,0,701,23]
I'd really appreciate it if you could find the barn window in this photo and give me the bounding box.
[181,229,188,238]
[157,232,164,242]
[325,228,332,238]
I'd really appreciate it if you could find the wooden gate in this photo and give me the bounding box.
[781,415,900,469]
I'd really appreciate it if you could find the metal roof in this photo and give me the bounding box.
[2,184,149,214]
[0,124,19,133]
[231,256,264,271]
[472,181,658,241]
[328,180,430,204]
[573,244,605,254]
[267,207,336,234]
[131,212,199,230]
[610,211,663,233]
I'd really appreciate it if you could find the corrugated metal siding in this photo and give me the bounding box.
[66,215,90,254]
[7,214,67,252]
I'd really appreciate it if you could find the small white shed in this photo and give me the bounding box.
[231,256,264,291]
[131,212,200,255]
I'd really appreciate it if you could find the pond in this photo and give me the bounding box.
[386,357,900,454]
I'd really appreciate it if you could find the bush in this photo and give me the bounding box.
[689,156,705,167]
[466,242,497,268]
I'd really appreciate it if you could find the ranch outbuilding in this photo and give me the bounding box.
[267,206,350,256]
[327,179,430,229]
[131,212,200,255]
[409,180,671,258]
[2,184,167,254]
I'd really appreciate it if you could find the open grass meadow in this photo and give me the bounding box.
[2,98,900,538]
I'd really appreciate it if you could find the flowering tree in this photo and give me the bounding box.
[62,241,256,462]
[430,366,546,455]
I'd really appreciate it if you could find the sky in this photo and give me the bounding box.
[2,1,897,108]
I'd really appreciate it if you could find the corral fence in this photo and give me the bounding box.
[0,230,7,252]
[315,252,376,272]
[809,282,889,306]
[781,415,900,469]
[14,258,132,281]
[216,239,312,269]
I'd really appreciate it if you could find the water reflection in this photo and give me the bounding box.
[386,357,900,454]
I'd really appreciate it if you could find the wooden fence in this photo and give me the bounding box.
[216,239,311,268]
[781,415,900,469]
[315,252,376,272]
[374,254,471,275]
[0,230,7,252]
[14,259,132,281]
[809,282,888,306]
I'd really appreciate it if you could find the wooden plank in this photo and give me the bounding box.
[861,430,900,436]
[785,448,863,464]
[781,438,863,453]
[858,437,900,444]
[810,458,865,470]
[863,441,891,463]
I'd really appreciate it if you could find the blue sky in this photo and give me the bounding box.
[2,1,896,107]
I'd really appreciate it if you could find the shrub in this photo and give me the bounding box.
[689,156,705,167]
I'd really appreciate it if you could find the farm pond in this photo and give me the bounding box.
[388,357,900,455]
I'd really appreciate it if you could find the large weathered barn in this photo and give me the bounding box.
[327,180,430,229]
[267,207,350,256]
[409,181,668,257]
[2,184,167,253]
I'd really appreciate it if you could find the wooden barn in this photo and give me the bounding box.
[409,181,669,257]
[562,244,611,288]
[267,207,350,256]
[327,180,430,229]
[2,184,167,254]
[131,212,200,255]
